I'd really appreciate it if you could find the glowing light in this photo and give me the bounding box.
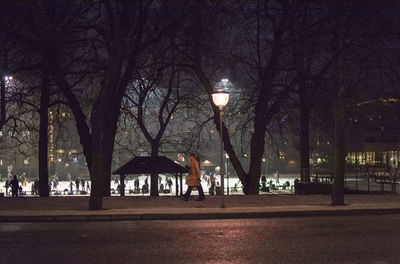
[212,90,230,108]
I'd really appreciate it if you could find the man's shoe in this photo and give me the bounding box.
[181,196,189,201]
[195,197,205,201]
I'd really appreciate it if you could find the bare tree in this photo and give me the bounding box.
[49,1,186,209]
[183,1,296,194]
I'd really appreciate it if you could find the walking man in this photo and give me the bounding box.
[9,175,19,198]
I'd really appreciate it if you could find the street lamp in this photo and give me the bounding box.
[212,87,229,208]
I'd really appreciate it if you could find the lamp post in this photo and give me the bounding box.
[226,153,229,195]
[212,88,229,208]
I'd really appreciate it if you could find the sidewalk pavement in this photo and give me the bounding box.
[1,194,400,222]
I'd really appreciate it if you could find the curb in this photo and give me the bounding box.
[1,207,400,222]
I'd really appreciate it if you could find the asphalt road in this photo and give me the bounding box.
[1,214,400,264]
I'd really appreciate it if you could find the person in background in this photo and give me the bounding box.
[167,177,173,191]
[182,153,205,201]
[34,179,39,195]
[75,178,80,193]
[5,178,10,196]
[80,178,85,193]
[134,178,140,191]
[9,175,19,198]
[69,180,74,193]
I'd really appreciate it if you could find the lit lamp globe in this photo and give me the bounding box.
[211,90,229,109]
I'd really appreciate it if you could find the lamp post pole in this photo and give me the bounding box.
[219,106,225,208]
[226,154,229,195]
[212,83,229,209]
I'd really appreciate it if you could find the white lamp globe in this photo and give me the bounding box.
[212,90,230,108]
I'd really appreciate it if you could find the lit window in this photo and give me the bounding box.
[23,158,29,165]
[279,152,285,160]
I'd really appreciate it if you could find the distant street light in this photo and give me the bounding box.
[212,82,230,208]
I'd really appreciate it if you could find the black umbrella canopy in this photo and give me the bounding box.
[112,156,189,175]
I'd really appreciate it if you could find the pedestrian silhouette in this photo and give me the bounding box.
[5,178,10,196]
[75,178,80,192]
[9,175,19,198]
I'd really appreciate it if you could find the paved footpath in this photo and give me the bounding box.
[0,194,400,222]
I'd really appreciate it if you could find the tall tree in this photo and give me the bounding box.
[123,66,188,195]
[185,1,296,194]
[50,1,185,209]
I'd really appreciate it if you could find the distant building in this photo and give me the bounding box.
[346,97,400,168]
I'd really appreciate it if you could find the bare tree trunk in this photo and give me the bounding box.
[88,94,121,209]
[332,98,345,205]
[88,133,115,209]
[102,114,119,197]
[150,146,159,197]
[38,70,49,197]
[299,102,311,182]
[246,107,266,194]
[331,6,345,206]
[89,130,107,210]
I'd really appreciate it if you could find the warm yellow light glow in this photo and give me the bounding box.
[201,160,215,166]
